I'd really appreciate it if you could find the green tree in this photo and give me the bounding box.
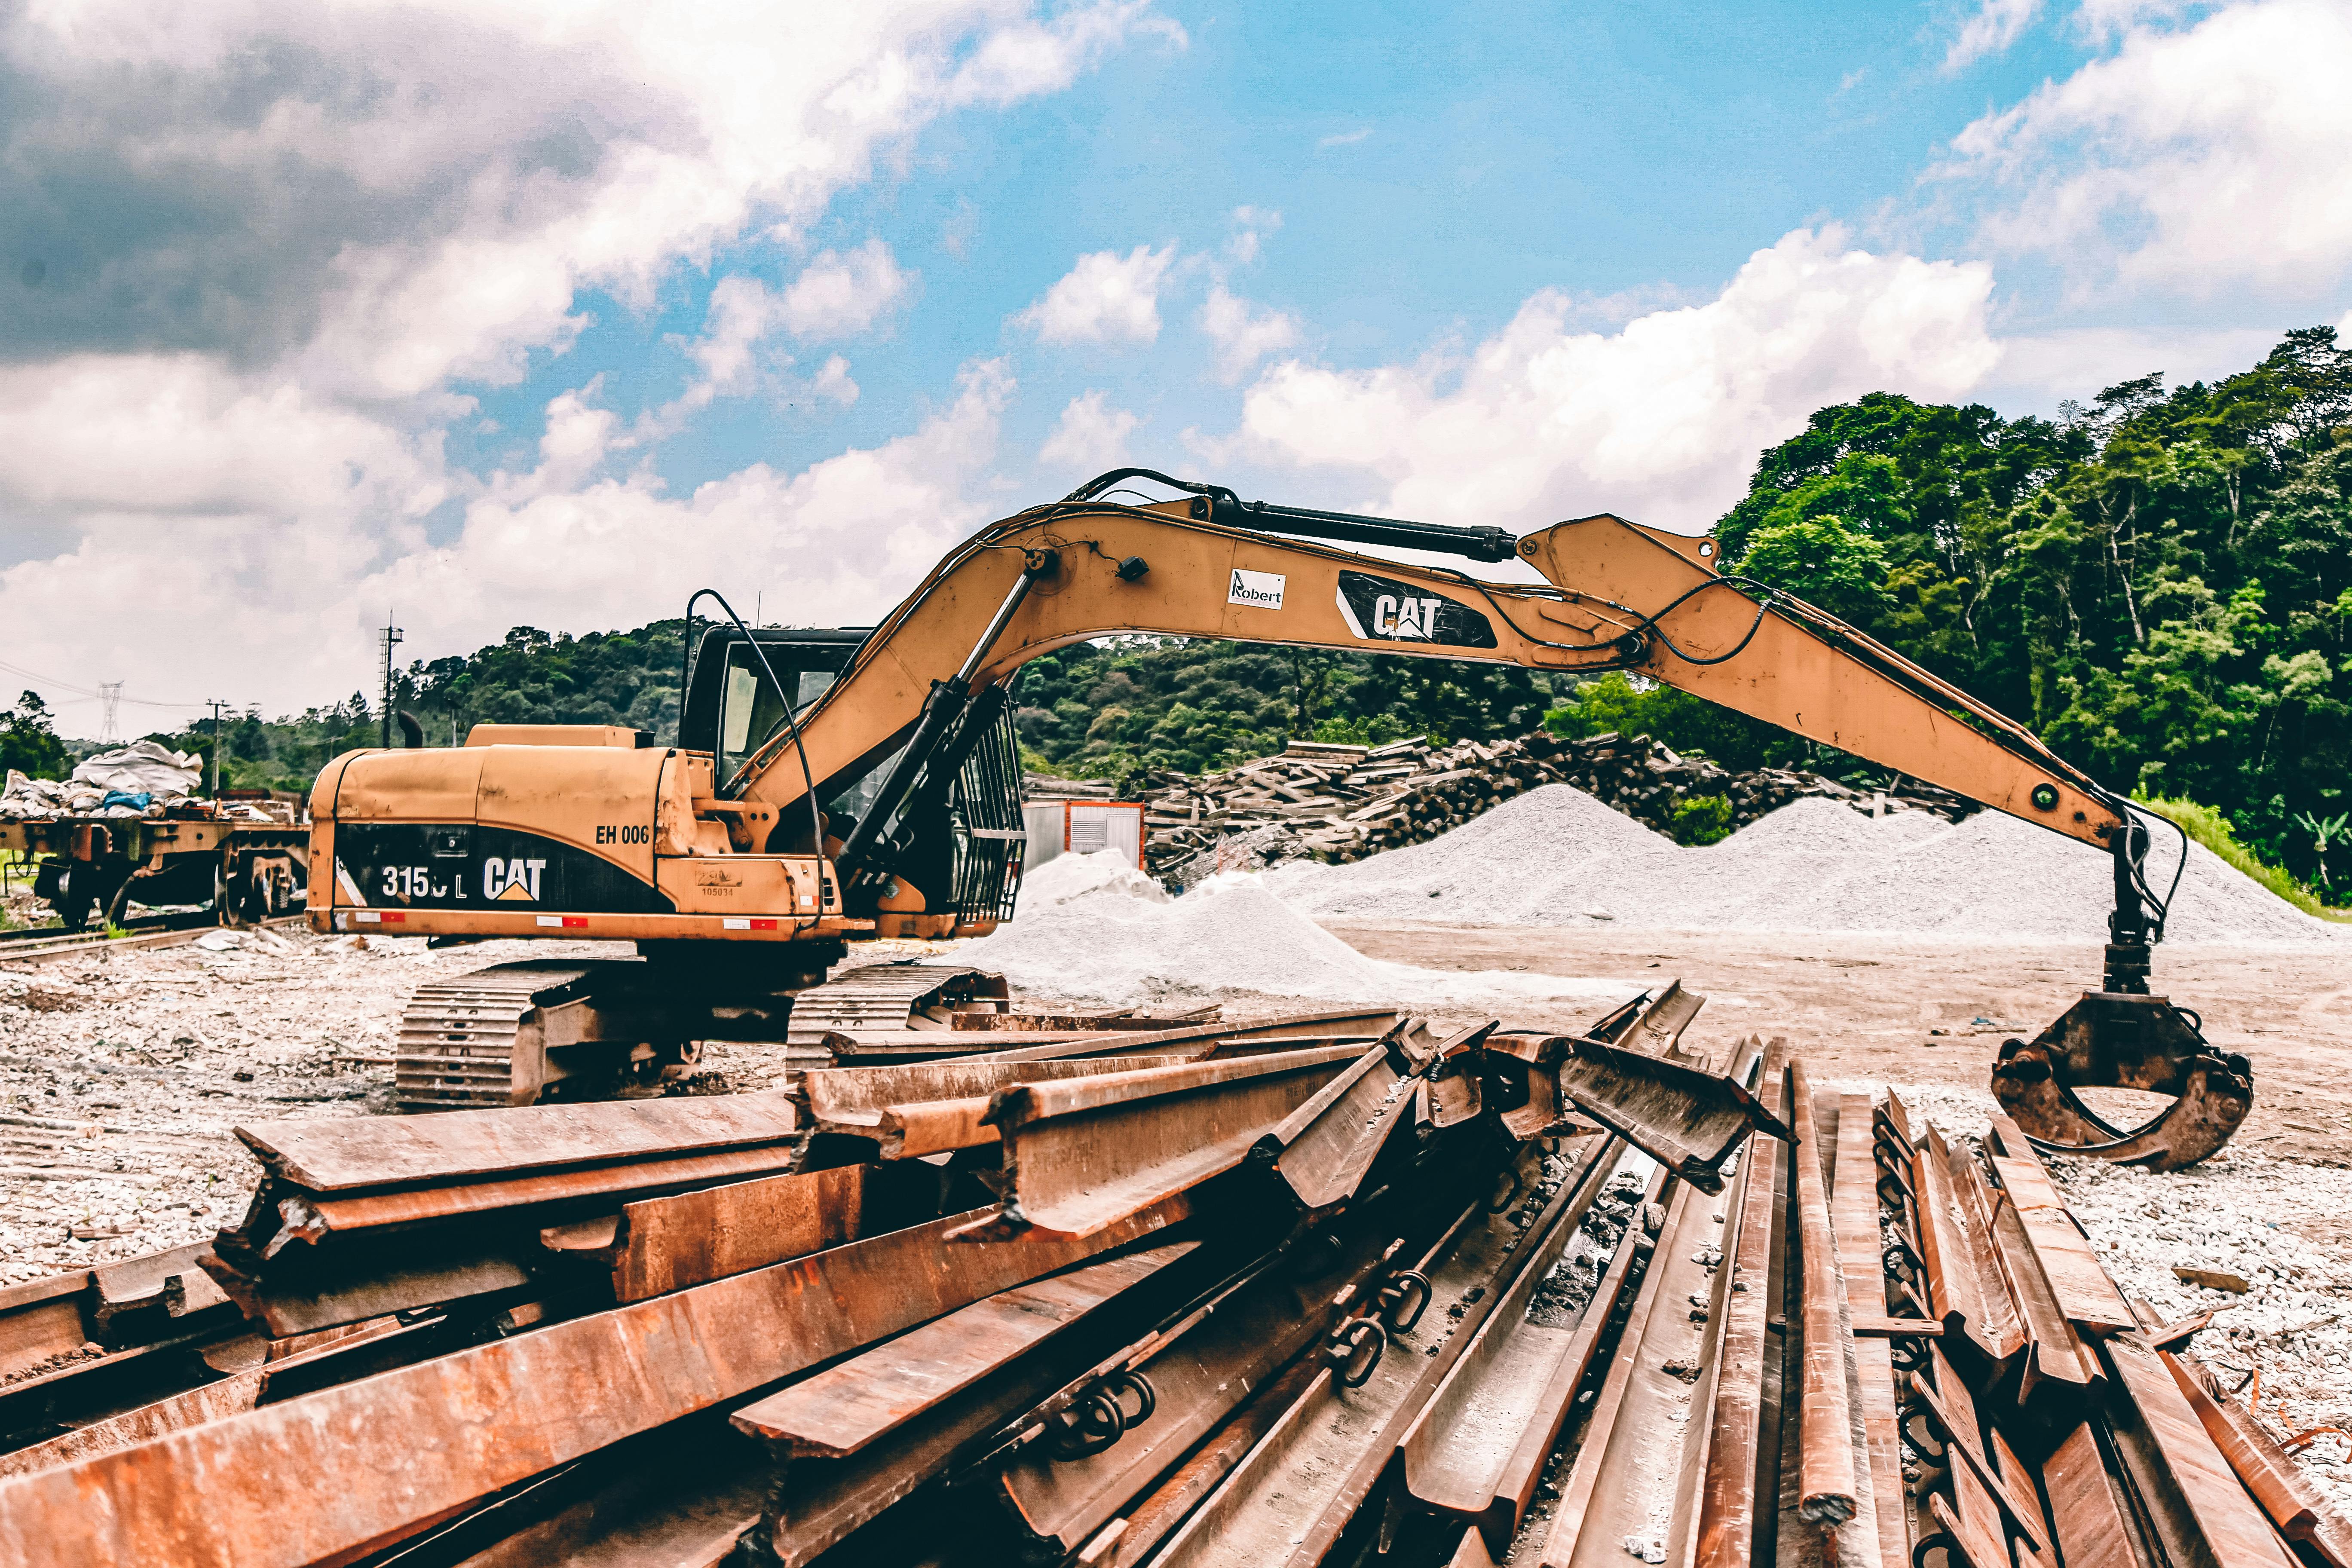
[0,691,70,780]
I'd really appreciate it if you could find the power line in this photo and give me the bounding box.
[0,656,209,709]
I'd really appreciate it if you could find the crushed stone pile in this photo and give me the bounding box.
[939,852,1638,1009]
[1012,845,1170,913]
[1265,785,2341,943]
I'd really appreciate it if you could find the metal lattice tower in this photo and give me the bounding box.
[96,681,123,745]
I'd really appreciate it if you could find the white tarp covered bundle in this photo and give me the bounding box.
[0,771,75,820]
[0,742,208,821]
[71,741,202,796]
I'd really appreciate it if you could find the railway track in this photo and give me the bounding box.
[0,912,305,965]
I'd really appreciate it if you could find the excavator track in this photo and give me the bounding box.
[395,962,598,1112]
[395,959,1004,1112]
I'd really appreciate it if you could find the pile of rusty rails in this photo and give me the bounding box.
[0,985,2340,1568]
[0,802,308,932]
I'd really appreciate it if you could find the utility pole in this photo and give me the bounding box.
[379,615,404,750]
[205,699,230,796]
[97,681,123,746]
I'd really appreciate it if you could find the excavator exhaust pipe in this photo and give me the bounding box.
[1990,813,2253,1171]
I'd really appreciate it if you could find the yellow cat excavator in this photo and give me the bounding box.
[309,469,2246,1167]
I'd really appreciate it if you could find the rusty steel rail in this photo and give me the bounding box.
[956,1044,1370,1241]
[3,1017,2328,1568]
[1556,1031,1791,1195]
[538,1164,870,1303]
[1394,1137,1638,1551]
[1785,1060,1859,1533]
[1694,1037,1791,1568]
[0,1200,1186,1567]
[1145,1141,1609,1568]
[794,1052,1205,1163]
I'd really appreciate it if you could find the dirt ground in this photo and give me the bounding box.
[1329,921,2352,1166]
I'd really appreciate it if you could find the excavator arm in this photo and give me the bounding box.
[741,475,2117,855]
[726,470,2238,1170]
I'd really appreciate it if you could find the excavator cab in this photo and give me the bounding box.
[677,622,1027,928]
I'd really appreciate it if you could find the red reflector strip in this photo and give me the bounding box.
[563,917,588,928]
[751,919,778,931]
[381,912,406,923]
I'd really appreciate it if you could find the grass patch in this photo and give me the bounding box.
[2133,794,2351,922]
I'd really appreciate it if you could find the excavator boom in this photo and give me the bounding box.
[310,471,2240,1166]
[739,483,2118,857]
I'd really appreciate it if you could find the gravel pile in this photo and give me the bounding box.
[1268,786,2342,943]
[942,854,1640,1010]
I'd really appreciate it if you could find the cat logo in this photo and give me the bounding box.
[484,857,548,901]
[1332,570,1497,649]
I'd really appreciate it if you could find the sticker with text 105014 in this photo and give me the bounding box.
[1228,568,1286,610]
[1333,570,1497,648]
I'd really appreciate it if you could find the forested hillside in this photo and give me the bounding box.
[93,327,2348,892]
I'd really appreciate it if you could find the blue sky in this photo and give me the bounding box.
[2,0,2348,720]
[469,0,2170,507]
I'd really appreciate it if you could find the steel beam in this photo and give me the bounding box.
[1146,1143,1601,1568]
[992,1219,1404,1559]
[0,1200,1186,1568]
[1246,1041,1421,1211]
[582,1165,870,1303]
[2101,1331,2298,1568]
[1786,1062,1859,1531]
[956,1044,1368,1241]
[1911,1126,2025,1364]
[1397,1138,1637,1551]
[1695,1036,1789,1568]
[234,1090,801,1191]
[1830,1093,1908,1568]
[1554,1034,1792,1196]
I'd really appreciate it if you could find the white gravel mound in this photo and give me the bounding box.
[1269,785,2341,943]
[937,870,1638,1009]
[1013,849,1169,914]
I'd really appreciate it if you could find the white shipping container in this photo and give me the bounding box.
[1019,799,1145,871]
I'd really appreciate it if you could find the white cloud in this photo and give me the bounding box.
[1015,244,1178,345]
[1317,127,1372,149]
[809,355,860,406]
[780,240,916,341]
[1038,390,1141,471]
[1942,0,2352,299]
[375,359,1017,656]
[1221,228,2000,531]
[0,360,1014,715]
[1983,324,2284,410]
[1199,286,1303,383]
[1945,0,2041,70]
[0,354,442,522]
[682,278,793,404]
[0,3,1168,713]
[1225,206,1282,265]
[0,1,1173,398]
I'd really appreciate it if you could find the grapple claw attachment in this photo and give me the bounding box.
[1990,992,2251,1171]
